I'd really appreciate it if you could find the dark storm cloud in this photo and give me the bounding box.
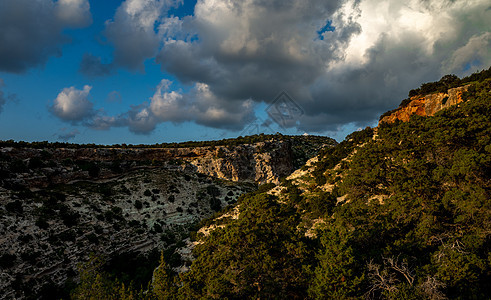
[79,54,114,77]
[0,0,91,73]
[153,0,491,133]
[157,0,357,102]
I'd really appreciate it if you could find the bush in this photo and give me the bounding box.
[35,218,49,229]
[6,200,23,214]
[10,160,27,173]
[28,157,44,169]
[153,223,163,233]
[0,253,16,268]
[87,233,99,245]
[206,185,221,197]
[209,197,222,212]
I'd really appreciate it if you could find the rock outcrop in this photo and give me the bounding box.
[379,85,469,124]
[1,136,335,189]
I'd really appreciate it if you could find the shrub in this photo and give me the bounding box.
[35,218,49,229]
[87,233,99,245]
[209,197,222,212]
[10,160,27,173]
[0,253,16,268]
[28,157,44,169]
[6,200,23,214]
[206,185,221,197]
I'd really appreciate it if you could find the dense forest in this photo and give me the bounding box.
[68,71,490,299]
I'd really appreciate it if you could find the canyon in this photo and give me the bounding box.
[0,135,335,299]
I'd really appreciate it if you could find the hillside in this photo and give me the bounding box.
[2,68,490,299]
[0,135,335,299]
[71,70,491,299]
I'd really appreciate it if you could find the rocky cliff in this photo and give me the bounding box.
[2,135,335,189]
[379,85,470,124]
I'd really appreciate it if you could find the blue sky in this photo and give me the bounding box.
[0,0,490,145]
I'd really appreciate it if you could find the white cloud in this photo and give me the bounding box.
[55,0,92,27]
[150,79,186,122]
[148,79,255,130]
[50,85,94,121]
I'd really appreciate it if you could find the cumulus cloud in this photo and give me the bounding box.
[148,79,255,130]
[50,78,255,135]
[0,0,91,73]
[50,85,94,122]
[103,0,182,71]
[49,86,129,132]
[81,79,255,134]
[126,104,159,134]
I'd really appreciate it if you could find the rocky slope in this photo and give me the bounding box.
[379,85,469,124]
[0,135,334,299]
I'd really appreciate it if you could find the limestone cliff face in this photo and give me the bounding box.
[185,142,295,184]
[2,137,334,189]
[379,85,469,124]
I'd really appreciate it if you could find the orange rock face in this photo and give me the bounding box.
[379,85,469,125]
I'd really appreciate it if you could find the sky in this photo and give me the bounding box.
[0,0,490,145]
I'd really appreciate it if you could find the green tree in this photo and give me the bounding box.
[151,253,177,300]
[309,226,363,298]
